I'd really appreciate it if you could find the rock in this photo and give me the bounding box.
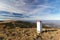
[0,37,4,40]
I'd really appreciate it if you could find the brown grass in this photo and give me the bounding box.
[0,26,59,40]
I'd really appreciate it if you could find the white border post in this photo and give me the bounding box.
[37,21,42,33]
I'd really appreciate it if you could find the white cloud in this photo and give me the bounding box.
[0,0,60,20]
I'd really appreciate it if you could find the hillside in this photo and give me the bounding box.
[0,21,59,40]
[0,21,36,28]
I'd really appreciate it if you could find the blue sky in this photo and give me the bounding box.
[0,0,60,20]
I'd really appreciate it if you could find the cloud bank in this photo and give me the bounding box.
[0,0,60,20]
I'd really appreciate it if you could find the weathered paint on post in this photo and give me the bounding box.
[37,21,42,33]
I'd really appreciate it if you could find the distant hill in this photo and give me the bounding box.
[0,21,36,29]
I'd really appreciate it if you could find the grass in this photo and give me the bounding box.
[0,21,59,40]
